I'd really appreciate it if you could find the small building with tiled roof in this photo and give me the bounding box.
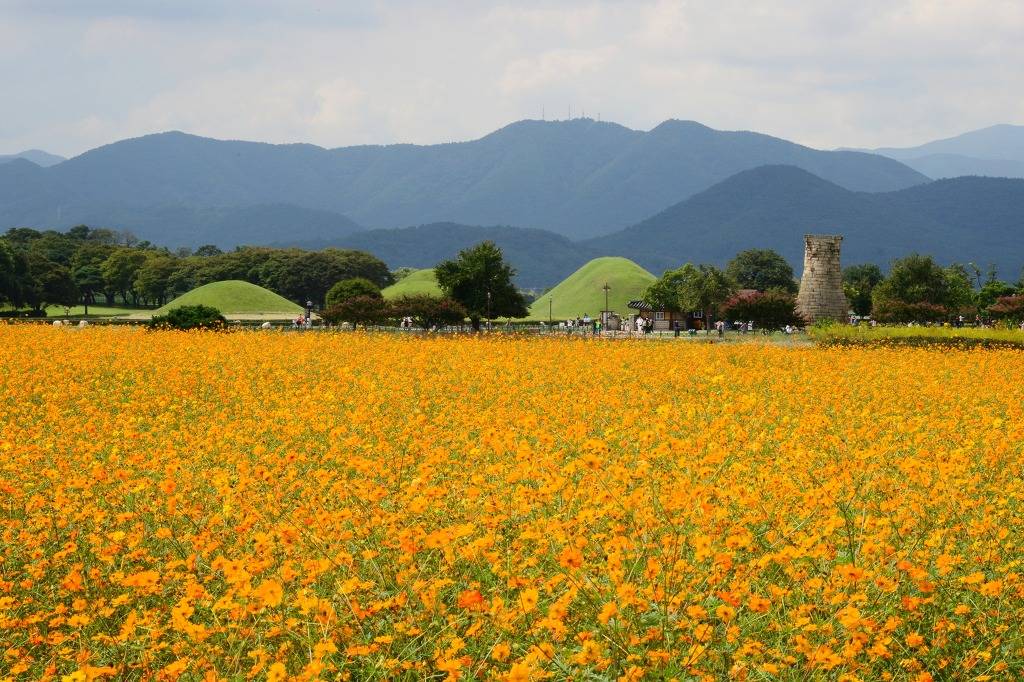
[627,300,705,331]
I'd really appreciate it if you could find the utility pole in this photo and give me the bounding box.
[602,282,610,325]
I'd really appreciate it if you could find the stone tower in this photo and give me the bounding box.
[796,234,847,324]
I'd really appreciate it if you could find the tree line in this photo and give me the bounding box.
[321,242,527,332]
[643,249,1024,328]
[0,226,392,315]
[3,225,1022,327]
[843,256,1024,323]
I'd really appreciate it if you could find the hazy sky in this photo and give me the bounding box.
[2,0,1023,157]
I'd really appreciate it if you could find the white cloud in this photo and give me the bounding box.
[1,0,1022,156]
[501,47,617,93]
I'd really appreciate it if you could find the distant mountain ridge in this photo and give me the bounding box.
[855,124,1024,179]
[291,222,599,289]
[0,149,65,167]
[4,121,1022,288]
[586,165,1024,279]
[289,166,1024,288]
[0,119,927,243]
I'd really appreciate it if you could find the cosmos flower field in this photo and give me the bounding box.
[1,326,1023,680]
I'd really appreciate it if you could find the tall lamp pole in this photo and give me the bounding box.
[602,282,611,322]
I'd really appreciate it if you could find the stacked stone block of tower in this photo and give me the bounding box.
[796,234,848,323]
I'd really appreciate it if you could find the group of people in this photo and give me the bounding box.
[558,314,601,334]
[954,314,1024,330]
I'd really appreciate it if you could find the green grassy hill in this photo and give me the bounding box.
[527,257,656,321]
[153,280,302,317]
[381,269,443,299]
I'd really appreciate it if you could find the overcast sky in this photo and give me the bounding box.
[2,0,1023,157]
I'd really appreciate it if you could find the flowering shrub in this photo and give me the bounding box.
[872,300,948,324]
[1,327,1022,680]
[719,290,804,329]
[989,294,1024,321]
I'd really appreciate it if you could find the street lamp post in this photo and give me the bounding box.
[305,300,313,326]
[602,282,611,324]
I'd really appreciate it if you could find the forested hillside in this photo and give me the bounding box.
[0,119,927,243]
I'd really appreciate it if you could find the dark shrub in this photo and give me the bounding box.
[322,295,391,328]
[720,290,804,330]
[325,277,382,308]
[872,300,948,324]
[391,294,467,329]
[989,294,1024,322]
[150,304,226,330]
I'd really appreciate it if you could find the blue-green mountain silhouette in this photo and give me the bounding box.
[0,119,927,243]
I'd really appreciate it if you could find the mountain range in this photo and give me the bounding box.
[586,165,1024,278]
[0,119,925,243]
[2,120,1024,286]
[283,222,596,289]
[0,149,65,167]
[305,165,1023,285]
[854,124,1024,179]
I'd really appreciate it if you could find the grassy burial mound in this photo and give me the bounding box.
[528,257,656,321]
[381,269,443,299]
[150,280,303,320]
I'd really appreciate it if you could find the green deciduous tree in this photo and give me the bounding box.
[726,249,797,294]
[43,265,80,311]
[255,249,392,306]
[871,254,972,320]
[0,240,18,306]
[21,252,78,313]
[72,264,104,315]
[434,242,527,331]
[101,248,147,305]
[647,263,736,330]
[944,264,975,315]
[642,269,689,312]
[873,255,948,307]
[842,264,884,317]
[325,278,382,308]
[71,242,116,305]
[135,254,178,306]
[977,279,1017,312]
[194,244,223,257]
